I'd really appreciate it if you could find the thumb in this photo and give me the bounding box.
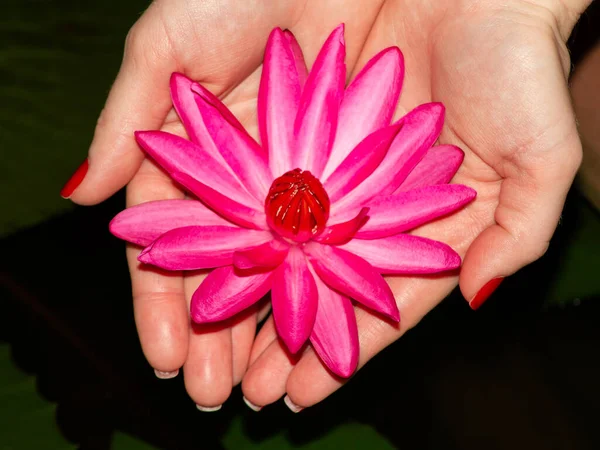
[62,16,175,205]
[459,107,582,310]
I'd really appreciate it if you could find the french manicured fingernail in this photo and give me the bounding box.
[60,159,89,198]
[470,277,504,310]
[243,396,262,412]
[196,404,222,412]
[284,395,304,413]
[154,369,179,379]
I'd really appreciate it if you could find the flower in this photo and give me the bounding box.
[109,24,476,378]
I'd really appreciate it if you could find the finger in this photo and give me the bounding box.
[248,315,278,365]
[130,259,188,377]
[69,9,176,205]
[231,308,258,386]
[291,0,384,75]
[128,158,188,376]
[285,274,457,408]
[242,335,299,409]
[183,271,233,411]
[459,124,581,308]
[425,19,583,308]
[242,315,303,408]
[256,299,272,324]
[346,0,427,117]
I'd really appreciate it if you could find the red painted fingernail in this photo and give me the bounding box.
[60,159,88,198]
[470,277,504,310]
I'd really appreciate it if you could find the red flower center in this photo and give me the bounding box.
[265,169,330,242]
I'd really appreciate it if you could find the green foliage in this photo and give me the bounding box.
[0,345,76,450]
[545,197,600,305]
[0,0,142,237]
[222,417,396,450]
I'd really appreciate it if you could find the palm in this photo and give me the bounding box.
[240,1,579,407]
[117,0,578,408]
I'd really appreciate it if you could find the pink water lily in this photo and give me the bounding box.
[110,24,476,378]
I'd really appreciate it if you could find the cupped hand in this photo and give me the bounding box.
[67,0,396,409]
[68,0,301,409]
[66,0,588,410]
[241,0,587,411]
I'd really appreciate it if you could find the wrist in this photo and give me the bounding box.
[500,0,594,41]
[549,0,594,40]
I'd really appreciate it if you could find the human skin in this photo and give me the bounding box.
[64,0,591,410]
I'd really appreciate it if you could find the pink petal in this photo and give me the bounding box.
[315,207,369,245]
[137,226,273,270]
[283,30,308,88]
[330,103,445,219]
[233,239,290,270]
[110,199,232,247]
[323,123,402,202]
[310,273,358,378]
[171,172,267,230]
[135,130,259,207]
[172,73,245,134]
[191,83,271,201]
[354,185,477,239]
[304,242,399,321]
[323,47,404,178]
[340,234,462,274]
[271,247,318,354]
[170,74,206,142]
[397,145,465,192]
[171,74,272,200]
[258,28,303,177]
[191,266,273,323]
[292,24,345,177]
[170,73,231,164]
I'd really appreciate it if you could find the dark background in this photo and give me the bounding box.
[1,1,599,449]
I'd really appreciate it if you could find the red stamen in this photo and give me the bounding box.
[265,169,330,242]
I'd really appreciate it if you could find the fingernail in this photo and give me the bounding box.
[154,369,179,379]
[470,277,504,310]
[284,395,304,413]
[196,404,222,412]
[243,396,262,412]
[60,159,89,198]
